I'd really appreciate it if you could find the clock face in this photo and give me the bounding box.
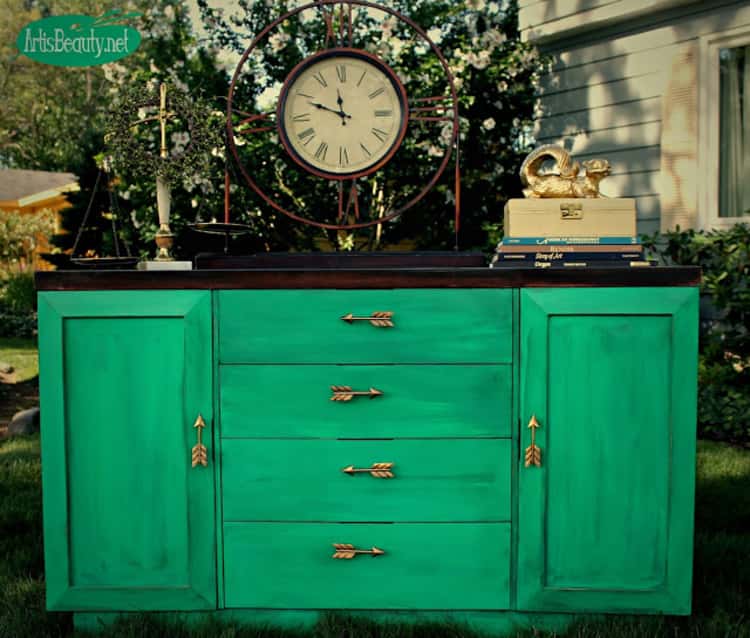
[277,49,408,180]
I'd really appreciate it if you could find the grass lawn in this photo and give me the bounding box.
[0,337,38,384]
[0,438,748,637]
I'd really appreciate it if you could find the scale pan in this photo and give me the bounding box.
[189,222,253,235]
[69,257,140,268]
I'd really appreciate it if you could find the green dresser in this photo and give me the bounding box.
[35,266,700,633]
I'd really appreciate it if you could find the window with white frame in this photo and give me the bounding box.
[700,28,750,229]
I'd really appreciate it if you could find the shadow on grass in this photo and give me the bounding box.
[0,437,70,638]
[1,437,748,638]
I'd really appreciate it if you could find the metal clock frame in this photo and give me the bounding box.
[226,0,460,231]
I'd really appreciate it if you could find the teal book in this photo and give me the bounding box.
[501,236,640,246]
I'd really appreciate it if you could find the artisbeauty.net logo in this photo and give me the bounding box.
[16,9,141,67]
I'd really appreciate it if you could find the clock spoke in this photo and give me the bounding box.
[337,179,360,223]
[322,2,354,48]
[234,111,276,135]
[409,96,454,122]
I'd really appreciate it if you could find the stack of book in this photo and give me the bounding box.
[492,197,654,268]
[491,235,652,269]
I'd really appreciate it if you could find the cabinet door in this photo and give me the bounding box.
[39,291,215,611]
[518,288,698,614]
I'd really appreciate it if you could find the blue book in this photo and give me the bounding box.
[502,236,640,246]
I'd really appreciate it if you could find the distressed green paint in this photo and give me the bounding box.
[220,365,512,438]
[545,315,670,590]
[212,292,227,609]
[217,289,512,363]
[223,523,511,609]
[38,291,215,611]
[37,284,699,627]
[509,289,520,611]
[222,439,511,522]
[517,287,698,614]
[66,318,190,588]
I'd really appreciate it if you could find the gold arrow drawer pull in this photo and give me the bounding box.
[332,544,385,559]
[191,414,208,468]
[524,414,542,468]
[330,385,384,401]
[340,311,394,328]
[342,462,395,478]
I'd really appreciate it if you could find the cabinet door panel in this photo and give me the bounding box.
[39,291,216,611]
[518,288,698,614]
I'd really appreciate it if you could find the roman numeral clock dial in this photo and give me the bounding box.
[278,49,408,179]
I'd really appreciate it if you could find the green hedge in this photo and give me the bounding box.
[644,224,750,444]
[0,308,36,339]
[0,272,36,339]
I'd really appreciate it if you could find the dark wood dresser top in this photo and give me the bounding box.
[36,266,701,291]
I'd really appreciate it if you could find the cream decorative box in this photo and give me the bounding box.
[504,198,636,238]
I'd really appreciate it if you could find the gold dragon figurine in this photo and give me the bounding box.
[520,144,611,198]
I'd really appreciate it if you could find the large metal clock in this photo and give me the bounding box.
[278,49,408,180]
[226,0,460,232]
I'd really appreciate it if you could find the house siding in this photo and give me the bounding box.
[521,0,750,233]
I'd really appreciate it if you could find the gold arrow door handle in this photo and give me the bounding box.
[332,544,386,559]
[191,414,208,468]
[524,414,541,468]
[340,311,394,327]
[330,386,384,401]
[342,462,395,478]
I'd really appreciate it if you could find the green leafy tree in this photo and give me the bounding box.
[0,209,55,272]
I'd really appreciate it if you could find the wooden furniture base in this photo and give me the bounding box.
[74,610,589,634]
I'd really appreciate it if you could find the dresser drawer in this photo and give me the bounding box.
[222,439,510,523]
[217,289,512,363]
[223,522,511,609]
[220,364,512,438]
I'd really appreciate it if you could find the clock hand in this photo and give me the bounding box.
[335,90,350,126]
[309,100,352,120]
